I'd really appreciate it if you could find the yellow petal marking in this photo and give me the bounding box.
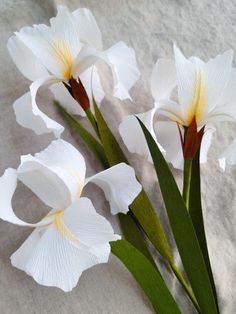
[51,38,74,80]
[46,210,80,247]
[186,70,206,125]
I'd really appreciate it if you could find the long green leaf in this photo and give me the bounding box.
[93,101,173,263]
[189,150,219,312]
[54,101,109,168]
[111,240,181,314]
[138,118,218,313]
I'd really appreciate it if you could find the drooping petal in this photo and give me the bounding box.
[72,8,102,50]
[156,99,185,125]
[11,198,119,292]
[7,35,48,81]
[17,139,86,209]
[155,121,184,169]
[150,58,176,101]
[13,76,64,137]
[86,163,142,214]
[105,41,140,100]
[119,107,165,162]
[0,168,51,226]
[16,6,82,80]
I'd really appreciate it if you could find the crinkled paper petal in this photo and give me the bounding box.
[86,163,142,214]
[11,198,119,292]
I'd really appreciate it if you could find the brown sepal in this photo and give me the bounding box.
[183,116,205,159]
[64,77,90,111]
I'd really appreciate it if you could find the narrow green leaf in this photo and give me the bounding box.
[54,101,109,168]
[189,150,219,312]
[119,212,157,268]
[138,118,218,313]
[93,101,173,263]
[111,240,181,314]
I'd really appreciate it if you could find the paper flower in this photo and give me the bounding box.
[120,46,236,168]
[0,139,142,291]
[8,6,140,137]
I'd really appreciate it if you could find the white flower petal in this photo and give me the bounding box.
[219,139,236,170]
[86,163,142,214]
[72,8,102,50]
[17,139,86,209]
[11,198,119,292]
[16,6,82,80]
[119,107,165,161]
[105,41,140,100]
[63,198,120,246]
[7,35,48,81]
[199,127,215,164]
[13,76,64,137]
[174,45,197,114]
[155,121,184,169]
[203,49,233,114]
[0,168,51,226]
[50,83,86,116]
[151,58,176,101]
[80,66,105,105]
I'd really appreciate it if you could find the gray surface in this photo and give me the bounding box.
[0,0,236,313]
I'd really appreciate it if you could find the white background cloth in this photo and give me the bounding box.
[0,0,236,313]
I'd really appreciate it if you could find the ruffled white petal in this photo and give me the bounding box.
[72,8,102,50]
[0,168,51,226]
[16,6,82,80]
[17,139,86,209]
[150,58,176,101]
[86,163,142,214]
[105,41,140,100]
[119,107,165,161]
[13,76,64,137]
[7,35,48,81]
[11,198,120,292]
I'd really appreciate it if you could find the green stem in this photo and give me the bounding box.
[170,263,200,313]
[183,158,193,210]
[85,108,100,138]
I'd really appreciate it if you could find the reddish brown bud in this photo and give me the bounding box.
[64,77,90,111]
[179,117,205,160]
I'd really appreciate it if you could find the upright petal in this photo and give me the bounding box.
[105,41,140,100]
[13,76,64,137]
[86,163,142,214]
[0,168,51,226]
[151,58,176,101]
[119,107,165,162]
[11,198,120,292]
[17,139,86,209]
[16,6,82,80]
[72,8,102,50]
[7,35,48,81]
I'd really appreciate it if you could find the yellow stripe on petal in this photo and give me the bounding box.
[186,71,206,125]
[51,39,74,80]
[46,210,80,247]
